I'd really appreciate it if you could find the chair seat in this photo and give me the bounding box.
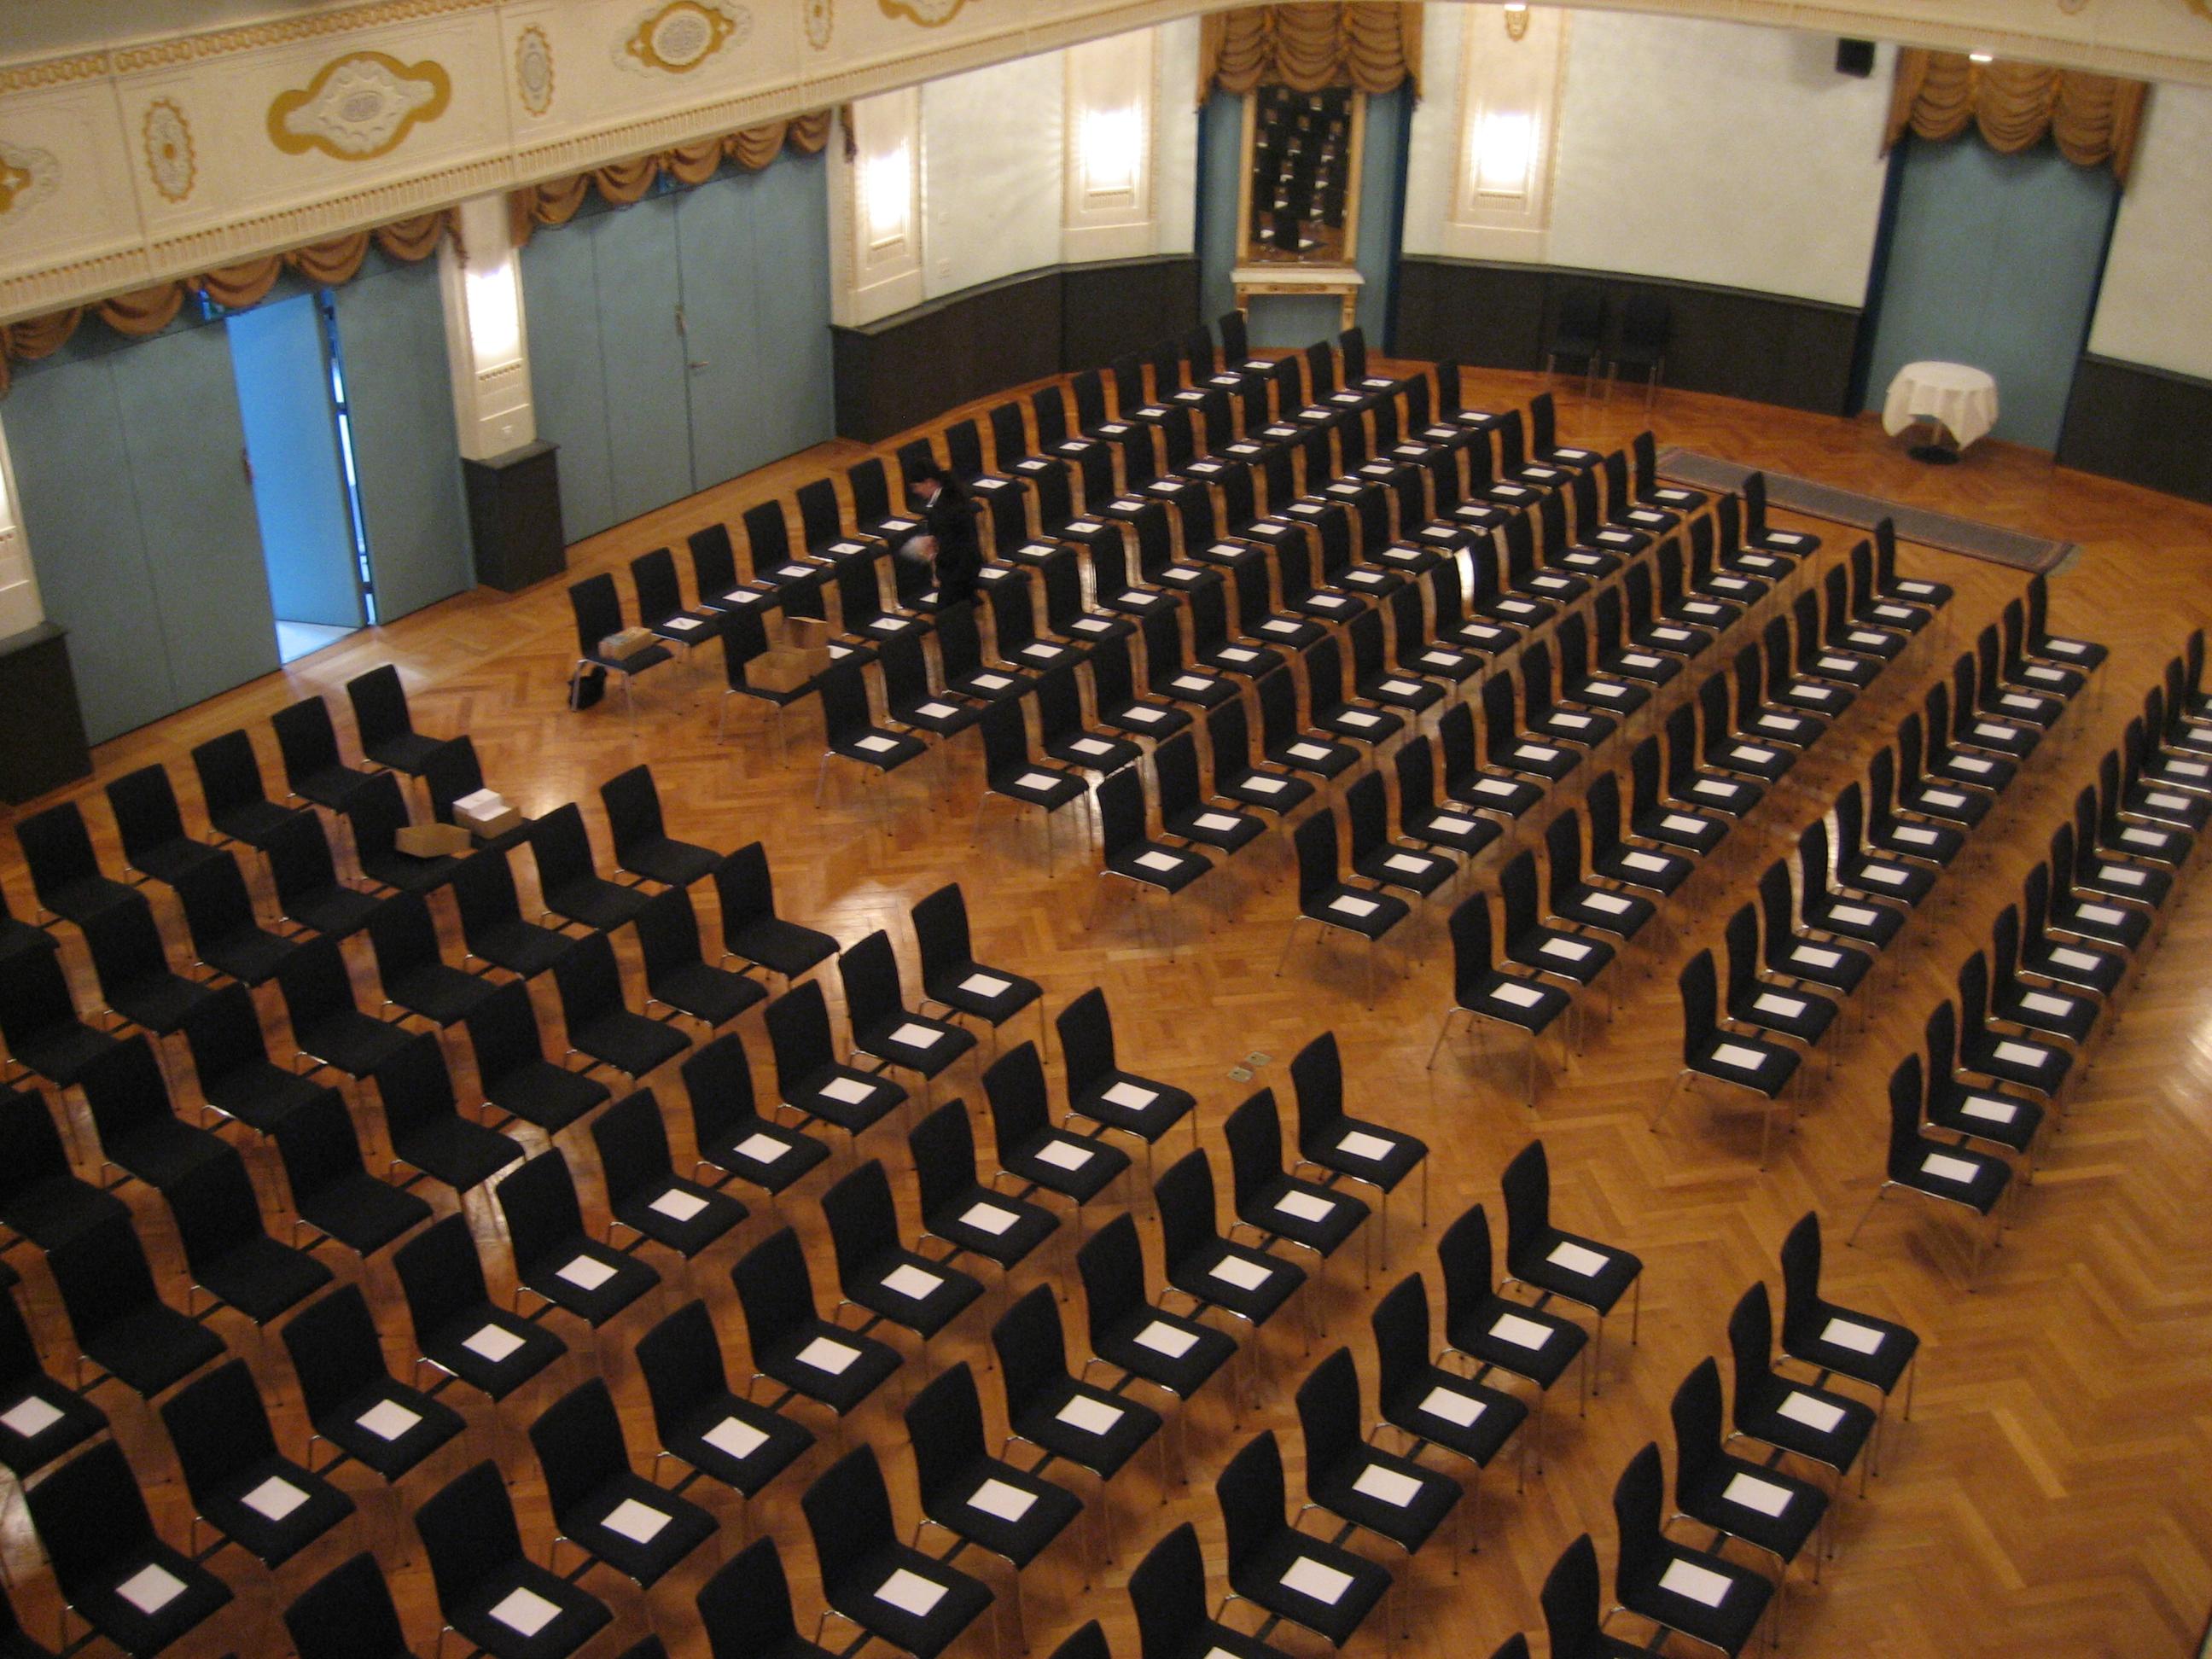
[855,1012,975,1079]
[558,1470,718,1587]
[761,1321,900,1414]
[1902,780,1988,827]
[450,1561,612,1659]
[1732,985,1836,1047]
[1310,1445,1458,1553]
[1994,981,2098,1045]
[360,850,461,896]
[1456,774,1545,820]
[517,1242,657,1328]
[288,884,381,939]
[69,1545,232,1658]
[201,1453,354,1567]
[1876,819,1965,865]
[1233,1527,1392,1649]
[828,1545,993,1659]
[730,917,840,981]
[988,765,1087,810]
[393,1116,523,1193]
[1736,1377,1875,1475]
[198,928,296,987]
[667,1395,814,1495]
[845,1249,985,1338]
[925,1454,1083,1569]
[366,731,446,775]
[1447,1297,1586,1388]
[1097,1307,1236,1398]
[611,1177,746,1259]
[1926,1080,2042,1153]
[298,1171,434,1256]
[924,963,1041,1027]
[2023,936,2123,996]
[1244,1176,1367,1258]
[212,799,306,849]
[1510,1228,1640,1316]
[926,1186,1058,1267]
[386,963,496,1027]
[650,963,767,1028]
[1781,1306,1918,1396]
[1379,1364,1527,1469]
[1046,731,1143,774]
[104,1121,226,1192]
[1594,843,1691,894]
[84,1304,226,1398]
[1167,1237,1306,1325]
[110,975,216,1039]
[1510,926,1612,986]
[1689,1033,1798,1097]
[1308,885,1409,941]
[1620,1544,1772,1657]
[1002,1126,1129,1205]
[1464,971,1570,1033]
[12,1023,121,1089]
[1167,805,1266,854]
[196,1237,334,1324]
[1355,844,1453,897]
[483,1060,611,1133]
[1404,806,1500,859]
[544,877,651,932]
[1959,1031,2070,1095]
[787,1065,905,1134]
[315,1380,465,1481]
[572,1012,692,1079]
[1555,885,1655,938]
[422,1308,565,1400]
[1804,895,1902,949]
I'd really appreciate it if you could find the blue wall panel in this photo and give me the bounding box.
[335,259,473,622]
[741,153,834,467]
[521,224,619,541]
[675,175,758,492]
[229,294,361,628]
[590,198,694,527]
[1196,91,1244,331]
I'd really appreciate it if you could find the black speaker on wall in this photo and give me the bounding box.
[1836,38,1876,77]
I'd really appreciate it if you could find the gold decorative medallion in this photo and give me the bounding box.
[877,0,970,26]
[0,141,60,217]
[267,50,452,161]
[143,98,196,201]
[618,1,750,73]
[515,25,556,114]
[806,0,834,50]
[1503,3,1531,40]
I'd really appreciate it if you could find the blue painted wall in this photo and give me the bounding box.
[1861,137,2118,451]
[228,294,361,629]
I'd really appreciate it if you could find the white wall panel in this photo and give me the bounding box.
[921,53,1064,297]
[1155,18,1200,256]
[2087,80,2212,381]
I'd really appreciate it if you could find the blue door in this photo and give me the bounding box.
[591,196,696,527]
[1861,137,2117,451]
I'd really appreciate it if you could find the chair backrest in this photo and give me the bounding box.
[1215,1430,1289,1580]
[1074,1210,1149,1343]
[632,547,684,627]
[1445,893,1495,1010]
[903,1359,991,1511]
[731,1225,817,1354]
[1722,902,1761,1007]
[554,927,628,1030]
[1609,1442,1668,1601]
[280,1281,389,1423]
[636,1297,729,1435]
[287,1552,411,1659]
[80,1032,173,1145]
[592,1089,676,1208]
[910,1096,985,1220]
[838,929,905,1036]
[1499,849,1540,944]
[765,975,837,1087]
[1097,768,1151,863]
[162,1355,280,1505]
[1345,771,1388,861]
[1221,1088,1284,1214]
[1127,1523,1208,1659]
[1668,1355,1727,1505]
[393,1211,494,1342]
[416,1461,526,1616]
[821,1158,904,1292]
[992,1283,1074,1420]
[1368,1272,1431,1411]
[49,1207,164,1348]
[0,1084,78,1217]
[698,1536,809,1659]
[1292,809,1339,908]
[273,695,347,789]
[25,1439,156,1603]
[531,1377,632,1522]
[816,661,872,745]
[1499,1139,1551,1272]
[1292,1345,1362,1490]
[169,1141,282,1281]
[801,1447,897,1597]
[1287,1030,1343,1152]
[689,522,741,596]
[273,1085,373,1208]
[106,764,192,871]
[1540,1534,1613,1659]
[1152,1149,1222,1273]
[497,1150,586,1273]
[82,888,171,998]
[1726,1280,1777,1406]
[1777,1210,1825,1353]
[637,885,707,981]
[600,763,668,860]
[1677,949,1721,1063]
[16,802,103,909]
[1439,1201,1497,1333]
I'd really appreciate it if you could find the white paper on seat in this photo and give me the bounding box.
[242,1475,310,1522]
[1431,814,1477,835]
[1583,892,1630,915]
[1275,1190,1336,1224]
[832,541,867,556]
[1015,771,1061,793]
[2077,904,2128,925]
[1923,790,1967,807]
[1830,905,1878,926]
[2024,665,2064,681]
[1693,780,1737,800]
[557,1254,618,1292]
[1710,1042,1768,1071]
[1262,620,1302,637]
[1972,723,2018,743]
[1877,606,1917,623]
[1282,1557,1354,1604]
[358,1400,422,1441]
[1074,619,1112,635]
[1036,1138,1095,1172]
[2100,865,2149,888]
[1247,777,1289,795]
[961,1202,1021,1236]
[1330,894,1380,919]
[2020,992,2074,1018]
[2147,791,2189,808]
[601,1497,672,1545]
[1894,826,1938,845]
[969,1477,1038,1522]
[1659,1558,1734,1607]
[463,1324,526,1363]
[1132,851,1185,875]
[1385,853,1432,876]
[1490,1312,1553,1349]
[1920,1151,1982,1185]
[1338,1130,1395,1161]
[1819,1317,1884,1354]
[1211,1254,1272,1291]
[2051,947,2102,971]
[974,673,1013,690]
[1776,1391,1847,1433]
[2001,695,2043,713]
[1351,1463,1423,1506]
[780,564,818,580]
[1340,710,1381,729]
[1723,1472,1794,1518]
[1622,654,1662,669]
[115,1564,189,1616]
[1732,745,1776,765]
[1586,683,1627,700]
[856,736,899,754]
[1662,813,1707,835]
[1071,738,1114,756]
[1423,652,1464,670]
[911,701,956,720]
[2121,828,2168,847]
[1993,1041,2050,1068]
[1190,813,1242,835]
[795,1336,861,1375]
[1541,938,1592,962]
[0,1396,63,1438]
[490,1586,562,1637]
[1418,1385,1487,1428]
[1490,981,1545,1009]
[1381,680,1423,698]
[1753,992,1807,1018]
[1794,946,1842,969]
[876,1569,948,1617]
[1817,656,1857,673]
[1056,1394,1123,1435]
[1220,648,1260,664]
[650,1188,709,1223]
[1849,632,1891,649]
[1174,676,1214,694]
[1103,1081,1158,1111]
[958,973,1012,998]
[1517,744,1562,762]
[1289,742,1332,761]
[1953,756,1994,773]
[891,1022,945,1050]
[1134,1321,1201,1359]
[1799,685,1836,701]
[1960,1096,2018,1125]
[704,1415,769,1460]
[1124,707,1165,725]
[1546,1240,1610,1277]
[1860,865,1911,887]
[1552,713,1592,731]
[883,1264,944,1301]
[1476,780,1522,799]
[822,1074,877,1106]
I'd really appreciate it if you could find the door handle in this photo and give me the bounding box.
[689,360,709,370]
[241,447,253,488]
[674,304,687,336]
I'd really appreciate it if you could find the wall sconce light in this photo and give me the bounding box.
[1969,49,1994,62]
[463,257,521,369]
[864,143,911,247]
[1080,103,1144,197]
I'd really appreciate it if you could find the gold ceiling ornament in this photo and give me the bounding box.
[877,0,972,26]
[619,1,749,73]
[143,99,196,201]
[0,141,61,218]
[515,25,556,115]
[267,51,452,161]
[806,0,835,49]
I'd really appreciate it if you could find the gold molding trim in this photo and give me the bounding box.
[268,51,453,162]
[142,98,196,202]
[0,53,112,92]
[108,0,493,74]
[877,0,976,27]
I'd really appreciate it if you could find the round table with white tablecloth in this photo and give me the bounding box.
[1882,360,2000,463]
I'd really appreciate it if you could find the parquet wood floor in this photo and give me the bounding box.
[3,365,2209,1659]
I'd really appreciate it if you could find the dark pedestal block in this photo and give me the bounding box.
[464,440,567,592]
[0,623,91,802]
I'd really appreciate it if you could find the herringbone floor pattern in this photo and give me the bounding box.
[1,367,2207,1659]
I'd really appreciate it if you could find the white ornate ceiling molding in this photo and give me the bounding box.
[3,0,2210,324]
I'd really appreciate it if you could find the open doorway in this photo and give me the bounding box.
[227,291,375,662]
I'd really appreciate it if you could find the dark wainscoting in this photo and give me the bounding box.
[832,256,1199,443]
[1395,257,1862,416]
[2057,355,2212,507]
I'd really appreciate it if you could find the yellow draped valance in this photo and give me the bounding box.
[0,211,456,396]
[1199,3,1423,98]
[508,110,835,245]
[1884,49,2147,184]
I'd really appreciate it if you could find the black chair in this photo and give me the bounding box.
[713,841,837,982]
[820,1157,983,1342]
[347,663,444,776]
[367,892,492,1029]
[285,1553,419,1659]
[276,1085,432,1255]
[800,1447,995,1659]
[529,1377,717,1590]
[601,764,719,888]
[815,661,926,812]
[1845,1055,2011,1283]
[1438,1202,1586,1470]
[1608,291,1671,406]
[79,1034,224,1190]
[1668,1357,1828,1584]
[79,891,213,1054]
[273,695,376,810]
[1128,1523,1296,1659]
[696,1539,837,1659]
[904,1361,1085,1644]
[636,885,766,1029]
[840,929,975,1091]
[1657,950,1799,1168]
[1725,1282,1875,1497]
[415,1460,613,1659]
[763,977,907,1144]
[636,1298,815,1499]
[1610,1442,1773,1656]
[1499,1138,1642,1389]
[265,808,379,939]
[1429,893,1572,1104]
[465,977,610,1134]
[0,946,119,1091]
[48,1208,223,1399]
[1215,1430,1391,1647]
[451,849,573,979]
[415,739,528,857]
[0,877,57,968]
[1224,1088,1368,1284]
[165,1142,331,1325]
[730,1225,900,1419]
[1155,1148,1307,1351]
[1778,1210,1919,1456]
[530,803,652,932]
[192,728,301,853]
[632,544,722,652]
[594,1087,746,1258]
[0,1282,105,1480]
[375,1028,524,1192]
[1075,1210,1237,1441]
[982,1041,1130,1211]
[1288,1031,1426,1265]
[570,571,671,717]
[160,1356,353,1567]
[1540,1534,1647,1659]
[280,1282,463,1482]
[393,1213,566,1401]
[683,1031,830,1198]
[24,1439,232,1657]
[346,771,461,896]
[554,928,692,1080]
[1277,810,1409,1008]
[912,882,1042,1050]
[1293,1347,1459,1562]
[911,1097,1059,1275]
[1368,1273,1526,1542]
[1544,285,1607,387]
[0,1085,127,1253]
[172,851,294,986]
[1057,987,1195,1169]
[105,765,223,889]
[497,1149,659,1328]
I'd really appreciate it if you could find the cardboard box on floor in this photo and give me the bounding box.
[750,614,832,693]
[396,822,473,858]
